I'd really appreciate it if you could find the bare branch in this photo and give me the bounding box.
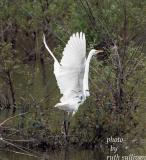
[0,112,28,127]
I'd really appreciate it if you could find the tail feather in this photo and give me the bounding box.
[55,103,69,111]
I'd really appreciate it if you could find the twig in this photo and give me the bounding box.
[0,112,28,127]
[3,138,35,142]
[0,138,30,154]
[0,138,40,158]
[4,150,39,158]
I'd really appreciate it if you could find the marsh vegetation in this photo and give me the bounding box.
[0,0,146,158]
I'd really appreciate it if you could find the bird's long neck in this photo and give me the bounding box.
[83,52,94,97]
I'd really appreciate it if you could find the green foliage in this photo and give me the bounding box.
[0,0,146,150]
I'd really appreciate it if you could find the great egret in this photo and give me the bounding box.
[43,32,103,115]
[43,32,103,137]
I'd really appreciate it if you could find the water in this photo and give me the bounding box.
[0,149,105,160]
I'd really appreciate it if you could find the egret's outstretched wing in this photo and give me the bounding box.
[54,32,86,95]
[43,34,60,65]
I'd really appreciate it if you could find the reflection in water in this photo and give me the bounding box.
[0,149,106,160]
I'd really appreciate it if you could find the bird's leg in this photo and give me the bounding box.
[62,112,71,143]
[61,113,65,134]
[66,112,71,136]
[63,112,68,136]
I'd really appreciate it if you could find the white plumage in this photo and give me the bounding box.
[43,32,102,115]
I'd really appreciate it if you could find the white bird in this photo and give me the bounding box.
[43,32,103,116]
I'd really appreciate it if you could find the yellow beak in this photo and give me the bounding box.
[96,50,104,54]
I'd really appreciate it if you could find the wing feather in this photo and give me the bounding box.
[54,32,86,95]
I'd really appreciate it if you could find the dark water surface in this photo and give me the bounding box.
[0,149,106,160]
